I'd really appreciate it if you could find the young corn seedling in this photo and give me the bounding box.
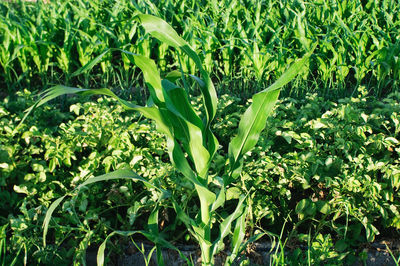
[22,15,312,265]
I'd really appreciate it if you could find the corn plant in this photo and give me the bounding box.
[23,15,311,265]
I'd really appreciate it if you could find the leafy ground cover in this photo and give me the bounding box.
[1,0,400,265]
[1,89,399,264]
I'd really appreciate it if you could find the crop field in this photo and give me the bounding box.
[0,0,400,265]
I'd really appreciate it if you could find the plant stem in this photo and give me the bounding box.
[199,191,213,265]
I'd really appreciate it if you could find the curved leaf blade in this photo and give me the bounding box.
[138,14,218,125]
[71,48,113,77]
[43,195,66,247]
[97,232,116,266]
[212,195,246,255]
[228,53,312,178]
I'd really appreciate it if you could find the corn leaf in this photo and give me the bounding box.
[71,48,111,77]
[42,195,66,247]
[228,52,312,179]
[138,14,218,126]
[211,186,225,212]
[77,169,168,195]
[226,206,248,265]
[127,53,165,104]
[97,232,116,266]
[212,195,246,255]
[188,74,219,159]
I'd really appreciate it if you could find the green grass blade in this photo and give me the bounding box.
[71,48,112,77]
[43,195,66,247]
[0,224,7,266]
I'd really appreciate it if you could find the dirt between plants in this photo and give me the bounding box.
[85,240,399,266]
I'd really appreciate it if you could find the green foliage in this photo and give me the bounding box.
[1,0,400,97]
[18,14,310,265]
[2,90,400,264]
[1,1,400,265]
[233,90,400,244]
[1,91,170,264]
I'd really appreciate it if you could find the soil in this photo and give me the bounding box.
[86,240,400,266]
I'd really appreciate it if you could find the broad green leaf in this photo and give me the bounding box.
[295,199,309,215]
[137,14,186,48]
[163,115,210,179]
[148,206,159,235]
[162,79,203,128]
[165,137,200,185]
[70,47,166,105]
[187,74,219,159]
[126,53,165,104]
[191,225,212,246]
[194,183,216,224]
[211,186,225,212]
[161,80,210,178]
[228,52,312,179]
[156,247,165,266]
[138,14,218,126]
[179,121,210,179]
[165,70,181,83]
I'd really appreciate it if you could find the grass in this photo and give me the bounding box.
[0,0,400,98]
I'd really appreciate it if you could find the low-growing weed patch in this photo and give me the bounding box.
[2,91,400,264]
[0,4,399,266]
[215,90,400,254]
[1,91,172,264]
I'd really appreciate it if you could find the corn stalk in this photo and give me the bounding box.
[22,14,312,265]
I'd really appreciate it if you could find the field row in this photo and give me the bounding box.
[1,0,399,97]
